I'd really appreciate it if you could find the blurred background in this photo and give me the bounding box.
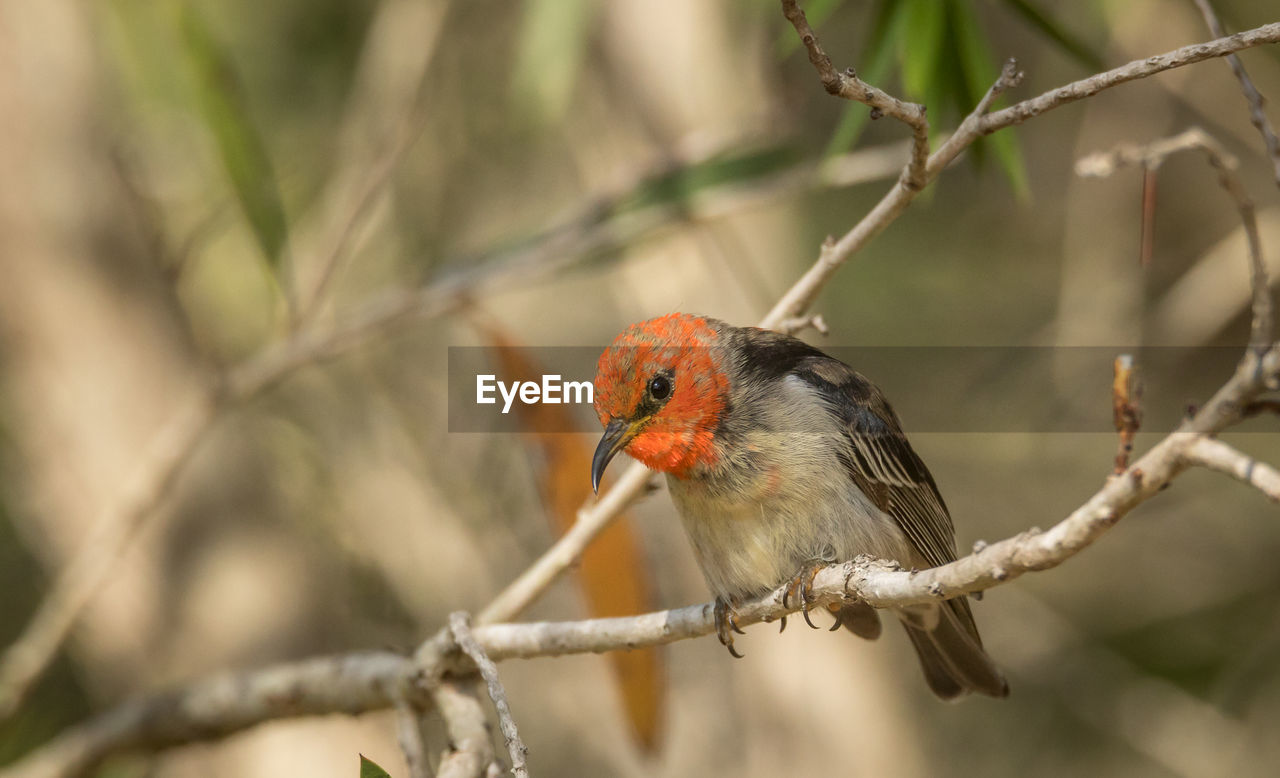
[2,0,1280,776]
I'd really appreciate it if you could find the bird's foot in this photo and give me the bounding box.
[781,558,831,630]
[713,595,745,659]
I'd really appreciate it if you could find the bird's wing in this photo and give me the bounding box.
[791,356,958,570]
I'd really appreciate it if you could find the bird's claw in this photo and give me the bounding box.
[714,596,745,658]
[782,559,828,630]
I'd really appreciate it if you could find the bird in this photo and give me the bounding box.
[590,312,1008,699]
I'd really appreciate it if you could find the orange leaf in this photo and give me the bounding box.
[478,321,665,752]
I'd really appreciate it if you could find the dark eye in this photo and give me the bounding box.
[648,375,672,400]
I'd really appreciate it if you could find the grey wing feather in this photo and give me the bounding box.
[793,357,992,648]
[847,430,955,570]
[791,357,958,571]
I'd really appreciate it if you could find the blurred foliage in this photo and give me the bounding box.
[511,0,599,125]
[617,146,801,213]
[1103,584,1280,706]
[180,3,291,289]
[0,498,91,767]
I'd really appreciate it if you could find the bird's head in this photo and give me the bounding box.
[591,313,730,491]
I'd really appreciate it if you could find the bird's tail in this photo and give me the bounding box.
[897,598,1009,700]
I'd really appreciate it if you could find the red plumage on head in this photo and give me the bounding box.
[594,314,729,477]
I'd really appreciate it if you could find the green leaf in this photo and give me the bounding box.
[950,0,1030,199]
[617,146,800,214]
[510,0,597,124]
[899,0,946,100]
[359,754,393,778]
[984,123,1030,200]
[933,2,979,151]
[180,3,290,276]
[1000,0,1105,72]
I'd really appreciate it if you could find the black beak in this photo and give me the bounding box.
[591,418,636,494]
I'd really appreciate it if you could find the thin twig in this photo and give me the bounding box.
[298,112,422,326]
[449,613,529,778]
[778,313,830,337]
[927,58,1025,178]
[1140,165,1158,267]
[1182,436,1280,501]
[477,462,655,625]
[1193,0,1280,188]
[979,23,1280,133]
[1076,127,1273,352]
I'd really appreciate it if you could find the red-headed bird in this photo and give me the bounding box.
[591,313,1007,699]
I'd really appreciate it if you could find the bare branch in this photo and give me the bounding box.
[778,313,830,337]
[1193,0,1280,188]
[477,461,655,625]
[780,0,929,190]
[1183,436,1280,501]
[449,613,529,778]
[0,651,414,778]
[929,58,1026,176]
[979,23,1280,134]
